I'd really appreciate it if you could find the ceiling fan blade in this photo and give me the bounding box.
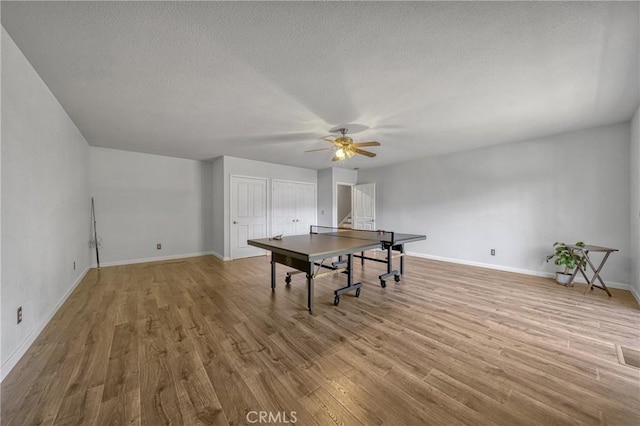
[304,147,333,152]
[353,141,380,147]
[332,155,341,161]
[354,148,377,158]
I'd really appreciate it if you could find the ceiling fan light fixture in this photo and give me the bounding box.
[345,146,355,158]
[309,127,380,161]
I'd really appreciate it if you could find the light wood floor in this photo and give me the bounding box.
[2,254,639,425]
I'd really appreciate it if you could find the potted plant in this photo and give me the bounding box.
[545,242,585,285]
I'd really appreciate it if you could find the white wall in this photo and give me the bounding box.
[317,168,333,227]
[212,157,225,257]
[89,147,212,265]
[630,106,640,300]
[1,28,90,378]
[0,23,3,385]
[219,156,316,258]
[333,167,358,184]
[359,123,631,286]
[201,161,214,254]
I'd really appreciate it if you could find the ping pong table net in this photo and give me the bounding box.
[310,226,395,243]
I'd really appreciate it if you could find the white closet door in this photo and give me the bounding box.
[272,180,297,236]
[230,176,267,258]
[272,180,317,236]
[294,182,317,234]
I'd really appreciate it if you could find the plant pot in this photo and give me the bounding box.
[555,272,573,286]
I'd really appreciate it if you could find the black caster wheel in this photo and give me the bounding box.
[334,296,340,306]
[380,281,387,288]
[394,275,401,282]
[285,276,291,285]
[355,288,361,298]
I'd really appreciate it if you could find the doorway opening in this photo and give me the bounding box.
[336,184,352,228]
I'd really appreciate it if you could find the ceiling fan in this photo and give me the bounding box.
[305,128,380,161]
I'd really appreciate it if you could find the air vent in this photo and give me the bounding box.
[616,345,640,368]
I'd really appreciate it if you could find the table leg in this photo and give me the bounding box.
[378,244,400,286]
[594,252,612,291]
[271,252,276,291]
[306,273,314,313]
[584,251,612,297]
[334,253,363,305]
[569,249,591,287]
[332,255,347,269]
[575,265,591,287]
[568,265,579,286]
[400,244,406,275]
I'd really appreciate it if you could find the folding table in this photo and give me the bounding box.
[566,244,618,297]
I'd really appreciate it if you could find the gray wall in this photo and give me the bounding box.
[630,106,639,299]
[201,161,214,255]
[358,122,631,286]
[89,147,212,265]
[212,157,225,257]
[1,28,90,378]
[0,28,2,385]
[317,168,333,227]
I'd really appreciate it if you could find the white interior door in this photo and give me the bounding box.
[352,183,376,230]
[272,180,317,236]
[294,182,316,234]
[231,176,267,258]
[272,181,296,236]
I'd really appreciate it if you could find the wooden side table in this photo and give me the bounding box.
[566,244,618,297]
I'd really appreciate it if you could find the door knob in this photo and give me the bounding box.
[233,221,239,224]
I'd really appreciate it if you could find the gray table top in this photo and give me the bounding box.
[248,231,426,262]
[566,244,618,253]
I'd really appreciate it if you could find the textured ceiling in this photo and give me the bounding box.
[2,1,639,170]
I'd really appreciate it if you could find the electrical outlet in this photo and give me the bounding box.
[491,249,496,256]
[17,306,22,324]
[157,243,161,250]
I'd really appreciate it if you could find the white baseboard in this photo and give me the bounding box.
[630,285,640,305]
[210,251,232,261]
[1,267,90,382]
[92,251,216,268]
[407,252,632,291]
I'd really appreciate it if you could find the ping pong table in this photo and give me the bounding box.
[247,226,426,312]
